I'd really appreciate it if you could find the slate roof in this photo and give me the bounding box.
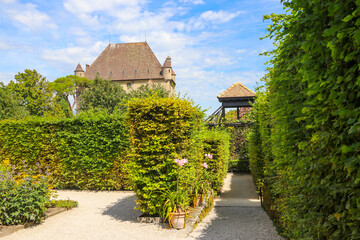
[218,82,255,99]
[84,42,168,81]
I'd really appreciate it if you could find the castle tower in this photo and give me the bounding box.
[74,63,84,77]
[162,56,172,80]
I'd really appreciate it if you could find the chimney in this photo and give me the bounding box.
[86,64,90,70]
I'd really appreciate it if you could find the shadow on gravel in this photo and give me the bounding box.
[195,206,282,240]
[101,195,142,223]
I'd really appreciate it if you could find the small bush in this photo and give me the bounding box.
[0,162,52,225]
[46,199,78,209]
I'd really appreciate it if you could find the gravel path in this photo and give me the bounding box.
[3,173,282,240]
[188,173,283,240]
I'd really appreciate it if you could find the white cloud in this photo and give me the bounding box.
[41,41,107,68]
[63,0,145,27]
[200,10,242,23]
[236,49,247,54]
[0,0,16,3]
[187,10,243,30]
[6,3,57,32]
[179,0,205,5]
[0,72,15,85]
[0,39,12,50]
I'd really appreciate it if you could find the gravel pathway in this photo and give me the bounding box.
[188,173,283,240]
[3,173,282,240]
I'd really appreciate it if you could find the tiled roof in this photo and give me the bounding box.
[218,82,255,98]
[75,63,84,72]
[84,42,165,81]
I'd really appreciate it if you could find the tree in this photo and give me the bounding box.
[0,82,29,120]
[127,83,170,99]
[8,69,53,116]
[78,76,127,114]
[50,75,91,114]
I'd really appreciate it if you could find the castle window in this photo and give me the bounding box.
[122,70,125,74]
[134,70,137,73]
[110,71,112,74]
[127,83,132,88]
[147,69,150,73]
[169,69,170,73]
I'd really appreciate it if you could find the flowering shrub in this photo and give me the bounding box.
[0,161,52,225]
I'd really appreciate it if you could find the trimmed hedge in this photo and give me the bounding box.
[0,112,129,190]
[249,1,360,239]
[201,129,230,192]
[127,96,230,217]
[127,96,203,215]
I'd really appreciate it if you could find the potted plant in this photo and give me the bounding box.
[162,188,189,229]
[161,158,190,229]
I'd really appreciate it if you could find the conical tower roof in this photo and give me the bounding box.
[75,63,84,72]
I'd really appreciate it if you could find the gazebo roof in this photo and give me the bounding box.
[218,82,255,99]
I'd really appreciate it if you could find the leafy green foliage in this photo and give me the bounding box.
[249,1,360,238]
[0,82,29,120]
[127,83,170,99]
[78,77,127,114]
[0,162,52,225]
[127,96,230,217]
[0,112,129,190]
[50,75,91,114]
[127,96,204,216]
[7,69,53,117]
[46,199,78,209]
[201,129,230,192]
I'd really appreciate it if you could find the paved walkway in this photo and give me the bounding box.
[188,173,283,240]
[3,173,282,240]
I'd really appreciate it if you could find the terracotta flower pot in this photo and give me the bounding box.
[169,210,186,229]
[193,196,202,207]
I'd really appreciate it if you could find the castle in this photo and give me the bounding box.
[74,42,176,94]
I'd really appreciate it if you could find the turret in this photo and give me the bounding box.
[74,63,84,77]
[161,56,172,80]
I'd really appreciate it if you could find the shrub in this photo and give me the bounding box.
[201,129,230,192]
[46,199,78,209]
[126,96,204,216]
[0,162,52,225]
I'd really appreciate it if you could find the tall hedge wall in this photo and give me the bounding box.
[127,97,204,215]
[127,96,230,216]
[0,113,129,190]
[249,1,360,239]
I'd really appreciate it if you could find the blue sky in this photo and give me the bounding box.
[0,0,283,114]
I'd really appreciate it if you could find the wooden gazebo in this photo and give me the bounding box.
[206,82,255,126]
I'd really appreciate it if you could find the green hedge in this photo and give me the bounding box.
[127,96,203,215]
[127,96,230,217]
[249,1,360,239]
[201,129,230,192]
[0,112,129,190]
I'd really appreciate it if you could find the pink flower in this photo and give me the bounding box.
[205,153,213,159]
[201,162,208,169]
[212,169,215,172]
[175,158,188,167]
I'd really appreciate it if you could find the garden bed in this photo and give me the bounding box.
[0,204,76,238]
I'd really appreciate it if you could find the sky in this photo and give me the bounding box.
[0,0,284,114]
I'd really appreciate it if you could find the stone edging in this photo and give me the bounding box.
[0,207,68,238]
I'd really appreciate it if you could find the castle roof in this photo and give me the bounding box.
[218,82,255,99]
[75,63,84,72]
[84,42,171,81]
